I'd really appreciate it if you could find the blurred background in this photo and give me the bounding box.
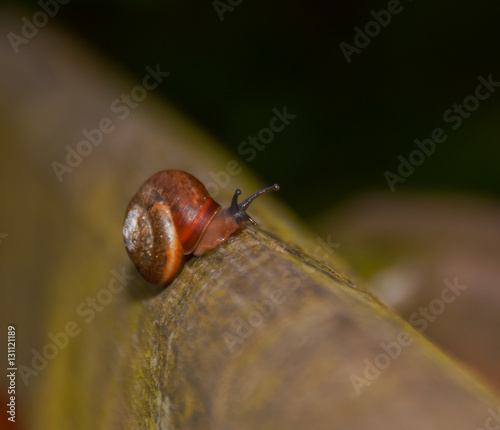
[6,0,499,219]
[1,0,500,427]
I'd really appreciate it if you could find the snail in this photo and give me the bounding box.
[123,170,279,284]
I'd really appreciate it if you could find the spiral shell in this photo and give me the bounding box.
[123,170,220,284]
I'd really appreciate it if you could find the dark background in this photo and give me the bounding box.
[11,0,500,220]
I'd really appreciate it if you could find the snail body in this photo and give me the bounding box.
[123,170,279,284]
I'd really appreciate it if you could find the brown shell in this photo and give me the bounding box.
[123,200,184,284]
[137,170,221,253]
[122,170,221,284]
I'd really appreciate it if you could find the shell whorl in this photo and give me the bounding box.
[123,199,183,284]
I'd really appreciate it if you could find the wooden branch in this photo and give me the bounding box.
[106,227,499,429]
